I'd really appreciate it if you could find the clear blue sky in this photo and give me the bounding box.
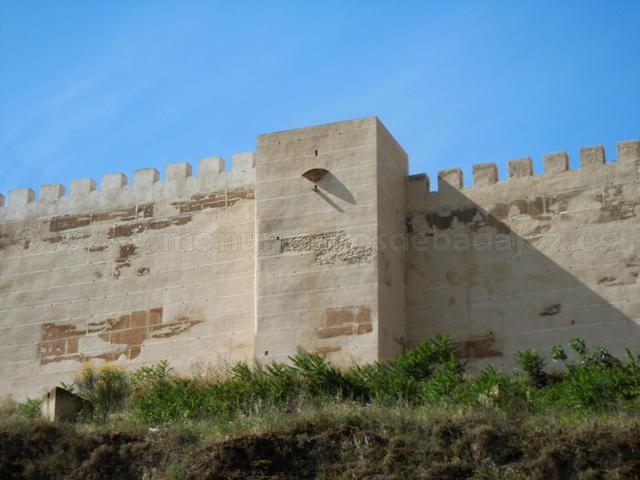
[1,0,639,197]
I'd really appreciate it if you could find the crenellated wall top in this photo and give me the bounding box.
[0,152,255,221]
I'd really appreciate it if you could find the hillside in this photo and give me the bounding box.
[2,406,640,479]
[3,336,640,479]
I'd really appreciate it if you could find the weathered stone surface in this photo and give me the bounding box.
[508,157,533,178]
[133,168,159,187]
[1,160,256,399]
[199,156,224,176]
[280,230,373,265]
[41,387,92,422]
[472,163,498,187]
[1,116,640,400]
[580,145,605,167]
[39,184,65,203]
[438,168,463,189]
[232,152,255,171]
[102,172,127,190]
[8,188,35,205]
[70,178,96,196]
[543,151,568,174]
[617,140,640,162]
[166,162,192,181]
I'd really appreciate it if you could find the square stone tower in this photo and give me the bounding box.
[254,117,408,364]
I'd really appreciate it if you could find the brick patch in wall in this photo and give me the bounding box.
[171,187,255,213]
[50,204,154,232]
[39,307,201,364]
[317,306,373,339]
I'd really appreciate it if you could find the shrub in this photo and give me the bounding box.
[515,349,548,387]
[73,363,129,422]
[549,338,626,410]
[0,395,18,418]
[17,398,42,420]
[61,335,640,424]
[561,363,624,410]
[621,349,640,398]
[0,395,41,420]
[131,360,173,389]
[290,349,349,399]
[458,367,527,409]
[346,334,465,405]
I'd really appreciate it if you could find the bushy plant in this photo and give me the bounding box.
[0,395,18,418]
[290,349,349,399]
[55,335,640,425]
[346,334,465,404]
[621,349,640,398]
[73,363,129,422]
[548,338,627,410]
[458,367,527,409]
[131,359,173,388]
[515,349,548,387]
[17,398,42,420]
[0,395,42,420]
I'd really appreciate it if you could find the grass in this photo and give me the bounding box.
[3,335,640,478]
[3,402,640,479]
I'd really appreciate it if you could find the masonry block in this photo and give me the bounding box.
[41,387,92,422]
[438,168,463,190]
[507,157,533,178]
[39,183,65,203]
[166,162,192,182]
[8,188,35,205]
[0,193,4,207]
[70,178,96,196]
[133,168,159,187]
[472,162,498,187]
[543,151,569,174]
[580,145,605,167]
[407,174,429,200]
[199,156,224,176]
[617,140,640,163]
[102,172,127,190]
[232,152,255,172]
[409,173,429,190]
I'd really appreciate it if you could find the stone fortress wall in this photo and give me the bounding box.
[0,153,257,399]
[406,139,640,367]
[1,116,639,399]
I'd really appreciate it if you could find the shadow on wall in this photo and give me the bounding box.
[406,177,640,368]
[317,171,356,206]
